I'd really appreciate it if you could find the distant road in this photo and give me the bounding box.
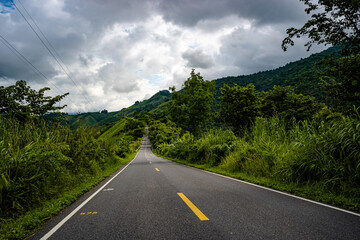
[31,135,360,239]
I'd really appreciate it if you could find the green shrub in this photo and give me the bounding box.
[0,116,140,219]
[287,117,360,189]
[148,120,181,149]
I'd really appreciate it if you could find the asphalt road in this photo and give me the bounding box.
[30,135,360,240]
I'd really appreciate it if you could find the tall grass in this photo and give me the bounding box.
[221,118,294,177]
[287,118,360,188]
[153,116,360,205]
[0,117,71,217]
[0,116,141,219]
[223,116,360,192]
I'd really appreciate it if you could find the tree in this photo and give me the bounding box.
[0,80,68,121]
[260,85,325,122]
[168,69,215,135]
[321,54,360,114]
[220,84,260,133]
[282,0,360,55]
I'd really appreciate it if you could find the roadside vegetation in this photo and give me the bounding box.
[0,81,145,239]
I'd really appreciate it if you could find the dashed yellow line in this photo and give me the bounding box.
[80,212,98,215]
[177,193,209,221]
[155,168,160,172]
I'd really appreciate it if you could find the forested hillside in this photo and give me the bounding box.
[214,46,341,102]
[65,90,171,129]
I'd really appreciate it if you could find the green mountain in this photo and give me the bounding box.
[214,46,341,101]
[65,90,171,129]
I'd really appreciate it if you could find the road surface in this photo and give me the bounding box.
[30,135,360,239]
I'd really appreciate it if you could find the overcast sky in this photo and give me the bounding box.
[0,0,327,112]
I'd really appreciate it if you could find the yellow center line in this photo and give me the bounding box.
[177,193,209,221]
[155,168,160,171]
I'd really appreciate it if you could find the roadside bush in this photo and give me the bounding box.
[221,117,293,177]
[148,120,181,149]
[124,117,145,139]
[155,129,236,166]
[221,116,360,194]
[196,129,236,165]
[287,117,360,189]
[0,116,139,219]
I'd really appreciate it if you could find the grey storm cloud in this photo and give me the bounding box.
[157,0,307,27]
[79,54,91,67]
[182,49,214,69]
[63,0,157,30]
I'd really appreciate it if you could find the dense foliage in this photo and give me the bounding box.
[220,84,259,133]
[260,85,325,122]
[0,80,68,121]
[0,116,143,220]
[282,0,360,54]
[321,54,360,114]
[148,120,181,149]
[168,69,215,135]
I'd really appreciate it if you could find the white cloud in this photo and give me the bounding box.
[0,0,327,113]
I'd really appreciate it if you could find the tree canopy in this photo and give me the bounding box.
[321,54,360,113]
[0,80,68,121]
[282,0,360,55]
[260,85,324,122]
[168,69,215,135]
[220,84,259,133]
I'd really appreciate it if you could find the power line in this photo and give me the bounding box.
[17,0,65,65]
[0,77,14,86]
[13,0,96,110]
[0,34,72,107]
[0,34,74,107]
[0,34,62,93]
[15,0,95,110]
[16,0,73,79]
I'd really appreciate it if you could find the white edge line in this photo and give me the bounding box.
[40,150,140,240]
[200,169,360,217]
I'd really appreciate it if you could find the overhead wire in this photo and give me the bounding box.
[13,0,96,110]
[0,34,74,107]
[0,77,14,86]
